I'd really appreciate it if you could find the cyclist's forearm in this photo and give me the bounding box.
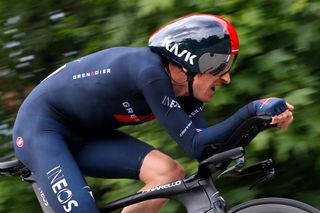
[141,80,258,161]
[192,102,256,160]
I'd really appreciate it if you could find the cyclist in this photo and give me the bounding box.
[12,14,293,213]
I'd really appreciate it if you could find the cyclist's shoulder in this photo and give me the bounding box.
[72,47,162,69]
[97,46,160,59]
[116,47,163,66]
[115,47,168,85]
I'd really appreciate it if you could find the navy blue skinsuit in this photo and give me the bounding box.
[13,47,258,212]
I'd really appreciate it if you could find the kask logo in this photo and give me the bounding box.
[162,36,197,65]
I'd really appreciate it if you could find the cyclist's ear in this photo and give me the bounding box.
[167,62,186,75]
[182,67,189,74]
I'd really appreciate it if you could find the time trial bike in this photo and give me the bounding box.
[1,116,319,213]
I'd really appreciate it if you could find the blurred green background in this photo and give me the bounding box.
[0,0,319,212]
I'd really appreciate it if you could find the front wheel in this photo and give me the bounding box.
[228,197,320,213]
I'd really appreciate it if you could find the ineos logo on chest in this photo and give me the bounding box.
[162,96,181,109]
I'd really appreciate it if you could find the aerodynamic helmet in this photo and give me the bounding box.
[148,14,239,76]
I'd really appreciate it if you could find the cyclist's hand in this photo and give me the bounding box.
[253,98,294,129]
[270,103,294,129]
[254,97,288,116]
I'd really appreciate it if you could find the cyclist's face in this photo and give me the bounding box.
[193,72,231,103]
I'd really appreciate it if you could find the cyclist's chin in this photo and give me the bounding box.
[195,92,214,103]
[203,96,214,103]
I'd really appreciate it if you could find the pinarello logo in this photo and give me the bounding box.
[16,136,24,148]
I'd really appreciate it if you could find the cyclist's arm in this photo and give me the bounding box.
[175,96,207,129]
[141,79,256,160]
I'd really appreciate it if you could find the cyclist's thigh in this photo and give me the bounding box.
[13,115,99,213]
[75,130,155,179]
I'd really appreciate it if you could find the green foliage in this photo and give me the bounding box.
[0,0,320,212]
[0,178,41,213]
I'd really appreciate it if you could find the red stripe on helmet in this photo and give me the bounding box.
[208,15,239,55]
[186,14,239,54]
[226,22,239,54]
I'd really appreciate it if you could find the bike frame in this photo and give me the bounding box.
[101,175,225,213]
[100,147,246,213]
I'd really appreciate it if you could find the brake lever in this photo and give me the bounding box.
[237,159,273,175]
[218,158,275,190]
[234,159,275,189]
[218,156,245,178]
[249,168,275,190]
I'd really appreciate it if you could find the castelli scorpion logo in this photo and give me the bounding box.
[16,136,24,148]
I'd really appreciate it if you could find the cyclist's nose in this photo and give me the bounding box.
[220,72,231,84]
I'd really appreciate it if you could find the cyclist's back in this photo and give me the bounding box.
[14,47,178,212]
[18,47,166,131]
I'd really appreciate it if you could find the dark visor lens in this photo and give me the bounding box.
[209,54,237,76]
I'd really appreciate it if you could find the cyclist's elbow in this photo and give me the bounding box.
[187,141,204,161]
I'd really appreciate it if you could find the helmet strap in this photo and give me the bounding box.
[186,72,196,97]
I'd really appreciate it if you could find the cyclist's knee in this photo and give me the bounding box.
[139,150,185,184]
